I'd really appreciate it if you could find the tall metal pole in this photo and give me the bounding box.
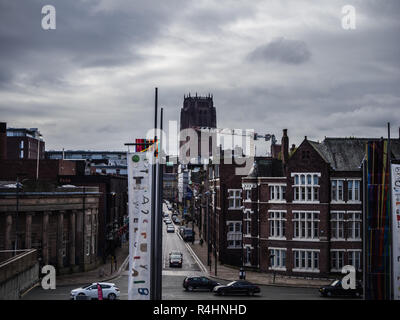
[155,107,164,300]
[14,177,20,255]
[150,87,158,300]
[213,188,217,277]
[36,136,40,180]
[388,122,393,300]
[207,192,210,267]
[362,154,367,300]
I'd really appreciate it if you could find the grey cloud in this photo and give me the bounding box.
[248,37,312,65]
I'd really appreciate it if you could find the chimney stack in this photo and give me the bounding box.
[0,122,7,160]
[281,129,289,166]
[290,144,296,154]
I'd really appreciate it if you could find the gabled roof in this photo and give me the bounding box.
[308,138,400,171]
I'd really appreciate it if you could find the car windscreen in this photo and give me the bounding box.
[171,255,181,259]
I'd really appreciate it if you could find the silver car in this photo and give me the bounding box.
[70,282,120,300]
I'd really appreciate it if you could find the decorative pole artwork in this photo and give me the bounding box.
[128,152,152,300]
[364,140,391,300]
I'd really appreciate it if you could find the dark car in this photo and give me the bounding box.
[182,228,195,242]
[183,276,221,292]
[213,280,260,296]
[319,280,363,298]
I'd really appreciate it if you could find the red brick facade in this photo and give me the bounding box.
[242,138,363,277]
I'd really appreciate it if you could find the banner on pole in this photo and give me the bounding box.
[391,163,400,300]
[128,152,152,300]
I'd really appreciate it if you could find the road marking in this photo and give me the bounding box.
[177,231,209,274]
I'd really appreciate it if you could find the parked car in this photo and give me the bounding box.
[164,219,172,224]
[163,212,169,218]
[167,225,175,233]
[213,280,260,296]
[182,228,195,242]
[70,282,120,300]
[169,252,183,267]
[179,226,186,236]
[319,280,363,298]
[174,218,181,225]
[183,276,221,292]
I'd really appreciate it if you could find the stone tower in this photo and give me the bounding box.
[180,93,217,130]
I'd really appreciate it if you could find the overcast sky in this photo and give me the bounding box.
[1,0,399,154]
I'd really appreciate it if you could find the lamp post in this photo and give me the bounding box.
[14,177,29,255]
[212,189,217,276]
[35,131,43,181]
[269,254,276,284]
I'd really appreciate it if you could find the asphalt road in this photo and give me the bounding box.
[21,203,328,300]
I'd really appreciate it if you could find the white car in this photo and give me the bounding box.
[70,282,120,300]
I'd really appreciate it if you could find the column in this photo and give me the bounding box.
[5,214,12,251]
[76,209,83,266]
[25,213,32,249]
[69,210,76,266]
[42,211,49,265]
[57,211,64,269]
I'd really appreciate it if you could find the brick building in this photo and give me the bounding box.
[242,133,400,277]
[0,185,101,274]
[204,148,253,267]
[5,125,45,160]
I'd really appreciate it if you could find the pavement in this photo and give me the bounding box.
[186,222,334,288]
[55,241,129,287]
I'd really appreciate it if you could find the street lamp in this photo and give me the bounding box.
[14,176,29,255]
[212,189,217,276]
[269,254,276,284]
[34,131,43,180]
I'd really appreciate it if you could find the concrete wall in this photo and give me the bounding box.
[0,249,39,300]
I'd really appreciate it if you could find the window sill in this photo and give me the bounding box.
[292,201,320,204]
[292,268,320,273]
[268,267,286,271]
[268,237,287,241]
[268,200,287,204]
[292,238,320,242]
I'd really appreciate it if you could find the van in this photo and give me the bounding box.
[182,228,195,242]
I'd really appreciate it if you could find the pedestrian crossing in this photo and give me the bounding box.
[121,270,203,277]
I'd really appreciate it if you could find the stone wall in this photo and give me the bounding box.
[0,249,39,300]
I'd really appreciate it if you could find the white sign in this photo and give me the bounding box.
[391,163,400,300]
[128,152,152,300]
